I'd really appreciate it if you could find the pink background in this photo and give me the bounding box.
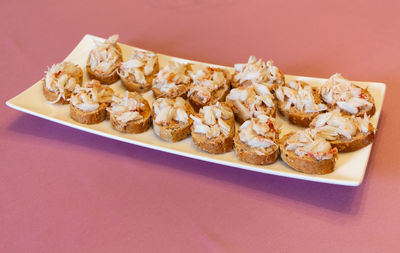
[1,0,400,252]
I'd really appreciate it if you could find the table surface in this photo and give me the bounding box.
[1,0,400,252]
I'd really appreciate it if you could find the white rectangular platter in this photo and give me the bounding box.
[6,34,386,186]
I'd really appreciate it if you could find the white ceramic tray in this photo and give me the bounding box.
[6,34,386,186]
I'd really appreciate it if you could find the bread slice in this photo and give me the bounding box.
[190,104,235,154]
[42,79,68,104]
[192,125,234,153]
[187,67,231,112]
[325,87,376,117]
[225,84,277,124]
[152,99,195,142]
[42,62,83,104]
[277,86,325,127]
[329,124,375,152]
[188,85,231,112]
[152,62,192,99]
[231,56,285,90]
[86,40,122,84]
[279,132,337,175]
[234,134,279,165]
[120,61,159,93]
[70,103,108,124]
[109,94,152,134]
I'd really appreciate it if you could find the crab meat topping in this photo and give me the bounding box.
[233,56,284,88]
[153,97,190,125]
[187,67,231,104]
[227,83,275,118]
[70,80,114,111]
[153,61,191,94]
[321,73,373,114]
[310,110,371,140]
[190,103,234,138]
[88,35,121,75]
[285,129,337,161]
[108,91,146,123]
[238,114,278,149]
[275,80,327,113]
[44,62,81,103]
[118,49,158,84]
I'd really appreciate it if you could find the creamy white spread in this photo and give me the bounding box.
[190,103,233,138]
[227,83,275,119]
[70,80,114,111]
[311,110,371,140]
[188,67,230,104]
[118,49,158,84]
[321,73,373,114]
[153,97,189,125]
[153,61,191,94]
[108,92,145,123]
[285,129,336,161]
[44,62,80,103]
[275,80,327,113]
[234,56,283,88]
[88,35,121,75]
[238,114,278,149]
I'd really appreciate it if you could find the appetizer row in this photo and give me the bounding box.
[39,34,376,175]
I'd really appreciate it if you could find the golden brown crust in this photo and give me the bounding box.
[152,102,195,142]
[233,134,279,165]
[191,117,235,154]
[70,103,108,124]
[279,133,336,175]
[110,99,152,134]
[86,44,122,85]
[119,61,160,93]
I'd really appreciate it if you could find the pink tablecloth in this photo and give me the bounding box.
[1,1,400,252]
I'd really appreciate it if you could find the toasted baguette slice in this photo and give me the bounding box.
[118,50,160,92]
[226,83,277,124]
[87,64,120,85]
[329,124,374,152]
[152,61,192,99]
[231,56,285,90]
[276,81,327,127]
[120,62,159,93]
[280,132,337,175]
[70,80,114,124]
[233,115,280,165]
[309,111,375,152]
[192,127,234,153]
[109,92,152,134]
[86,35,122,84]
[152,98,195,142]
[187,67,231,112]
[234,135,279,165]
[324,87,376,118]
[190,104,235,154]
[321,73,376,117]
[42,80,68,104]
[42,62,83,104]
[70,103,108,124]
